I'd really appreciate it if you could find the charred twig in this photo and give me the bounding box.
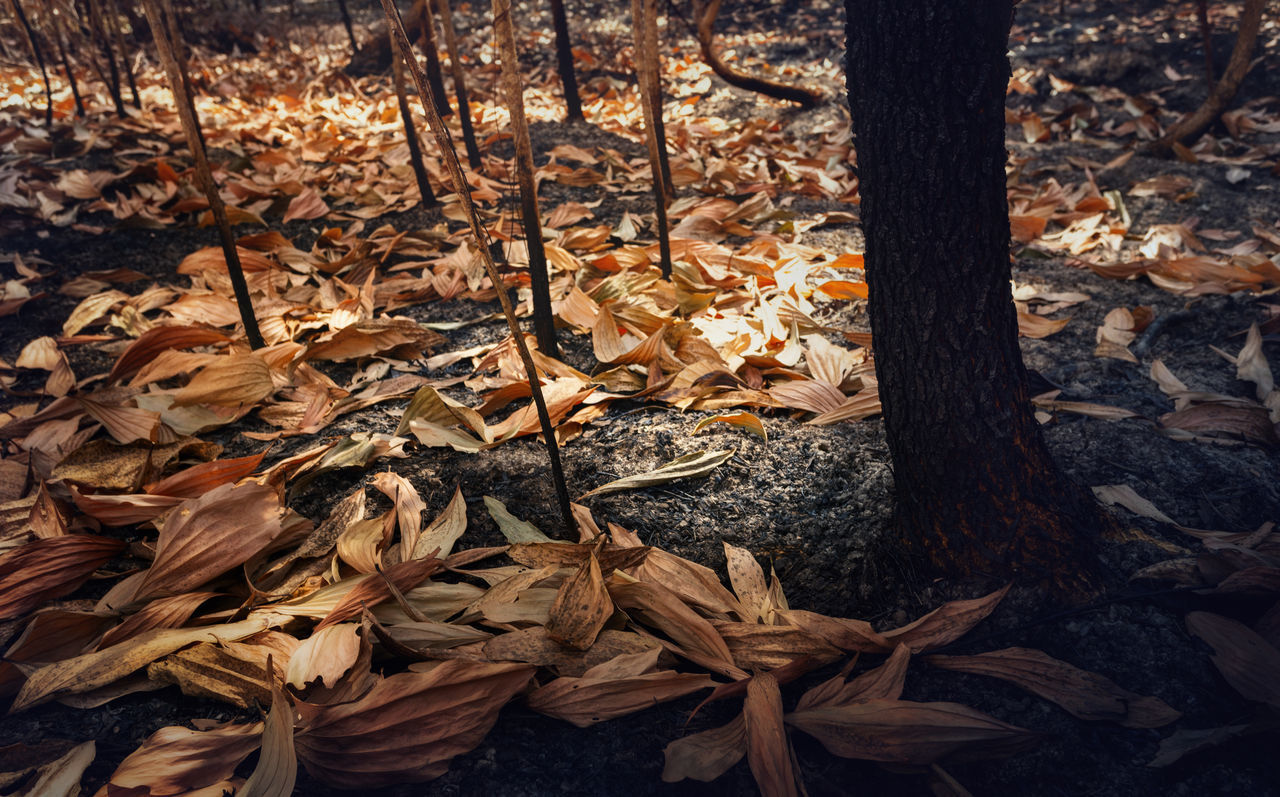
[492,0,558,358]
[630,0,673,278]
[380,0,575,536]
[434,0,482,169]
[140,0,266,351]
[693,0,822,109]
[8,0,54,126]
[390,29,438,208]
[549,0,583,122]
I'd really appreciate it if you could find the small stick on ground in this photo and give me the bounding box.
[391,29,438,209]
[631,0,672,277]
[140,0,266,351]
[381,0,575,536]
[1146,0,1263,155]
[492,0,558,358]
[8,0,54,126]
[336,0,358,53]
[434,0,483,170]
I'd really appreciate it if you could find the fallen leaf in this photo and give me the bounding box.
[525,648,715,727]
[785,699,1040,764]
[294,660,535,787]
[239,678,297,797]
[744,673,799,797]
[545,552,613,650]
[483,496,553,543]
[926,647,1180,727]
[693,412,767,442]
[98,720,262,796]
[578,449,735,500]
[880,585,1011,653]
[173,354,275,408]
[1186,611,1280,709]
[661,713,747,783]
[0,535,125,620]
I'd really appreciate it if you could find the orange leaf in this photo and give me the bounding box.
[816,280,869,300]
[0,535,125,620]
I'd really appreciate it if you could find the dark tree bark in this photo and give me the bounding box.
[415,0,453,117]
[845,0,1106,595]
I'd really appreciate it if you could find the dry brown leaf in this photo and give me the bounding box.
[545,553,613,650]
[723,541,769,622]
[98,592,221,649]
[927,647,1180,727]
[609,579,743,678]
[769,379,846,414]
[1186,611,1280,709]
[283,187,329,223]
[1160,403,1279,446]
[76,397,162,444]
[775,609,892,653]
[798,643,911,710]
[578,449,735,500]
[107,325,230,384]
[785,698,1041,764]
[525,648,715,727]
[482,627,659,676]
[3,738,95,797]
[133,482,283,602]
[143,450,267,499]
[96,720,262,797]
[336,514,389,574]
[372,471,426,559]
[661,713,747,783]
[303,318,443,362]
[712,621,841,671]
[294,660,535,787]
[387,489,459,562]
[744,673,799,797]
[1017,311,1071,339]
[239,678,297,797]
[693,411,768,442]
[316,557,444,629]
[286,623,365,692]
[148,637,288,708]
[13,612,286,711]
[173,354,275,408]
[881,585,1011,653]
[0,535,125,620]
[635,548,744,617]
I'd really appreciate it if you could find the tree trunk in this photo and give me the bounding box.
[845,0,1105,595]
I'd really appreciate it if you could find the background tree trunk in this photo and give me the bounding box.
[845,0,1105,594]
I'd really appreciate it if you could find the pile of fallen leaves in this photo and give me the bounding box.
[2,0,1280,793]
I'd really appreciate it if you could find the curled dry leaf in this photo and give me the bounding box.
[545,552,613,650]
[662,713,747,783]
[107,325,230,383]
[525,648,715,728]
[96,720,263,797]
[0,534,125,621]
[744,673,799,797]
[578,449,736,500]
[238,677,298,797]
[5,739,95,797]
[636,548,743,617]
[722,541,768,622]
[693,412,768,442]
[286,623,365,692]
[412,486,468,560]
[785,699,1041,765]
[1159,404,1279,446]
[881,584,1011,653]
[483,496,553,543]
[294,660,535,787]
[712,621,841,671]
[609,578,743,679]
[372,471,426,558]
[926,647,1180,728]
[148,636,292,709]
[144,450,267,499]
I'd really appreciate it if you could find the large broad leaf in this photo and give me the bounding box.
[133,482,284,602]
[172,353,276,408]
[785,699,1041,764]
[294,660,535,787]
[926,647,1180,727]
[11,612,287,711]
[578,449,735,500]
[412,486,468,559]
[0,535,124,620]
[608,579,744,679]
[797,643,911,711]
[97,720,263,796]
[315,558,444,629]
[722,541,768,622]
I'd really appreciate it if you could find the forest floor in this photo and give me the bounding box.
[1,0,1278,794]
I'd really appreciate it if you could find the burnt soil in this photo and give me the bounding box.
[1,0,1279,795]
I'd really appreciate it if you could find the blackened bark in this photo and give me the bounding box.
[845,0,1104,594]
[549,0,583,122]
[415,0,453,117]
